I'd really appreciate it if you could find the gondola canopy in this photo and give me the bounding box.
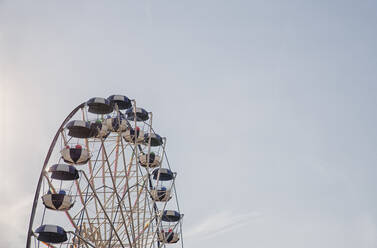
[126,107,149,121]
[35,224,68,243]
[66,120,92,138]
[49,164,79,181]
[144,133,163,146]
[152,168,175,181]
[161,210,182,222]
[87,97,113,114]
[108,95,131,110]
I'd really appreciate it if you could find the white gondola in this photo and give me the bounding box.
[150,187,171,202]
[139,153,161,168]
[42,191,74,211]
[90,120,110,138]
[157,232,180,244]
[123,128,144,143]
[60,146,90,165]
[105,117,129,132]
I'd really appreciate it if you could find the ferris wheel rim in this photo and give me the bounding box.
[26,102,85,248]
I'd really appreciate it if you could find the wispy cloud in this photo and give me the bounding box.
[185,210,261,241]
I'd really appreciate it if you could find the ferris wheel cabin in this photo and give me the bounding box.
[158,232,180,244]
[66,120,92,138]
[42,192,74,211]
[107,94,132,110]
[89,119,109,138]
[144,133,163,146]
[150,186,171,202]
[35,224,68,244]
[126,107,149,121]
[139,152,161,168]
[123,127,145,143]
[49,164,79,181]
[86,97,113,114]
[60,146,90,165]
[152,168,175,181]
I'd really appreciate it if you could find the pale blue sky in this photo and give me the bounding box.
[1,0,377,247]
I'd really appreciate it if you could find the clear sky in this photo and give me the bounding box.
[1,0,377,247]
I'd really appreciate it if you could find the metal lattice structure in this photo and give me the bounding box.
[26,95,184,248]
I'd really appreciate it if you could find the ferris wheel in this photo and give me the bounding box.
[26,95,184,248]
